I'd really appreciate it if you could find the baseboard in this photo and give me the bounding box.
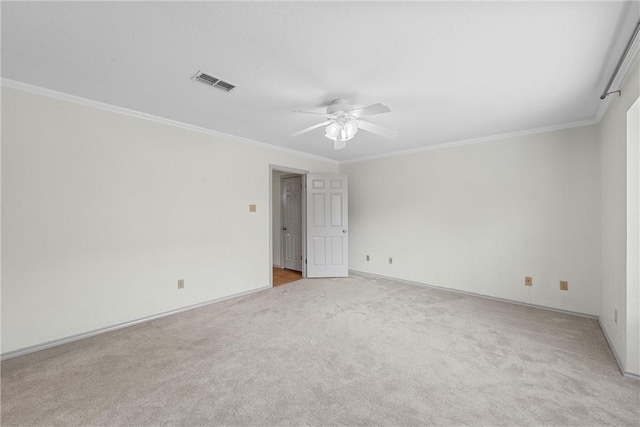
[597,318,625,375]
[349,270,640,379]
[349,270,597,319]
[597,318,640,380]
[1,285,270,361]
[624,371,640,380]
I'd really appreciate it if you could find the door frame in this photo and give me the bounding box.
[269,165,308,287]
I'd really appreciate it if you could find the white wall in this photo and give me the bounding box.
[598,56,639,376]
[340,125,601,315]
[1,86,338,354]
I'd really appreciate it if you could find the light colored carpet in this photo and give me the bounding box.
[1,276,639,426]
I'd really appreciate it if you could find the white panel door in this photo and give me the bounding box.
[282,175,302,272]
[306,174,348,278]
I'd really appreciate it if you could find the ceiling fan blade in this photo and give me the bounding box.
[357,120,399,139]
[292,110,328,116]
[348,103,391,118]
[292,120,332,137]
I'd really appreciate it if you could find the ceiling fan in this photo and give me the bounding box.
[293,98,398,150]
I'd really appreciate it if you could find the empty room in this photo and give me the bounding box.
[1,1,639,426]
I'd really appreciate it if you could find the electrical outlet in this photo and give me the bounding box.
[389,257,393,264]
[615,309,618,324]
[249,204,256,212]
[560,280,568,291]
[178,279,184,289]
[366,255,370,261]
[525,276,533,286]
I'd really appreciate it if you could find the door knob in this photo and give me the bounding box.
[343,229,347,233]
[282,227,287,231]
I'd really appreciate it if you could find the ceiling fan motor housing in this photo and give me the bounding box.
[327,98,353,115]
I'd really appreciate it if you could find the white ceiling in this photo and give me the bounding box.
[2,1,638,162]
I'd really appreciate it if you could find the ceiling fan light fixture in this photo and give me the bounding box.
[344,120,358,139]
[324,119,358,146]
[325,122,340,140]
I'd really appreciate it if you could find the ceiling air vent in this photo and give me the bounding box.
[192,70,236,92]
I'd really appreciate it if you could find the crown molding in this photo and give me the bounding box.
[3,76,625,167]
[339,117,599,165]
[1,78,339,166]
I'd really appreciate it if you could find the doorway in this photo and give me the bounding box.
[269,167,350,286]
[274,174,303,286]
[281,175,303,272]
[271,166,307,287]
